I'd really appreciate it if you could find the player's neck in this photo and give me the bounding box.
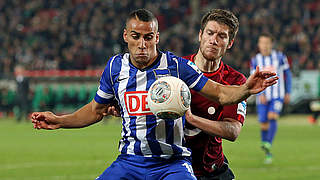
[130,51,159,70]
[194,51,221,73]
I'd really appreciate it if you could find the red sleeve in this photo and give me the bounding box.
[223,103,246,125]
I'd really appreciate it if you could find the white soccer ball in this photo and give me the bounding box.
[147,76,191,119]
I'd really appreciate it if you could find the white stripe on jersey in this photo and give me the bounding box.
[158,52,169,69]
[271,51,279,99]
[133,69,152,156]
[155,119,174,156]
[118,53,131,153]
[173,118,190,156]
[264,56,272,100]
[97,87,114,99]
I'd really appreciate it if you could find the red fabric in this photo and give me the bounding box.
[183,54,246,176]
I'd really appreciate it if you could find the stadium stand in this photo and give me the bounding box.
[0,0,319,115]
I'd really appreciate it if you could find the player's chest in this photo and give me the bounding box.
[191,92,223,120]
[114,69,175,116]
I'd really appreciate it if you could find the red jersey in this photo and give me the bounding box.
[183,54,247,177]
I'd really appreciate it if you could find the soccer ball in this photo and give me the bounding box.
[147,76,191,119]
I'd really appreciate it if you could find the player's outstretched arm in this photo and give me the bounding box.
[31,100,109,130]
[199,66,278,105]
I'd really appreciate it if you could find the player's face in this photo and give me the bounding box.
[199,21,233,61]
[258,36,272,56]
[123,18,159,68]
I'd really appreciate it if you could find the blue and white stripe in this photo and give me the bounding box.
[95,51,208,158]
[250,50,291,101]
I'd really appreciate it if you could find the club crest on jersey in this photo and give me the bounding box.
[187,61,202,74]
[124,91,153,116]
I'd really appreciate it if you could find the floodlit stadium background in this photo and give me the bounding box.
[0,1,319,180]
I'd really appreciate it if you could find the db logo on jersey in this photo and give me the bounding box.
[124,91,153,116]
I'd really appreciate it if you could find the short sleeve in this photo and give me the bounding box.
[178,57,208,92]
[94,57,116,104]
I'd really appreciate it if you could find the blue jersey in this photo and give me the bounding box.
[94,51,208,159]
[250,50,292,101]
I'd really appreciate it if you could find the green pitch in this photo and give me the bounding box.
[0,115,319,180]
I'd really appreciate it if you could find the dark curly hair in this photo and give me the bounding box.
[200,9,239,43]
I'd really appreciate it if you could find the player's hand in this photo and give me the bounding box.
[184,109,193,123]
[31,111,61,130]
[246,66,278,95]
[102,105,120,117]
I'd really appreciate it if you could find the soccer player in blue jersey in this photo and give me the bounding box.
[250,32,292,164]
[31,9,277,180]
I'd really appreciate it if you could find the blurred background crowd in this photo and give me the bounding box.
[1,0,319,76]
[0,0,320,119]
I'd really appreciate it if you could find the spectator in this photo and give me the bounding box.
[14,65,31,122]
[0,0,318,75]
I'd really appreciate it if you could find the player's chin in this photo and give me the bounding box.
[203,52,218,61]
[135,56,150,65]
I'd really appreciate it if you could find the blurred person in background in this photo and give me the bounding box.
[308,68,320,125]
[31,9,278,180]
[14,65,31,122]
[308,107,320,125]
[183,9,246,180]
[250,32,292,164]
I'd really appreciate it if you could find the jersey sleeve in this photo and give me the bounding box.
[223,100,247,125]
[280,53,292,94]
[94,56,116,104]
[280,53,290,71]
[177,57,208,91]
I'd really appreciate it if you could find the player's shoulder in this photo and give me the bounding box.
[164,51,192,65]
[104,53,127,68]
[102,53,127,75]
[165,51,184,59]
[109,53,127,63]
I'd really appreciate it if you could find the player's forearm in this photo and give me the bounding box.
[58,102,104,128]
[218,84,250,105]
[200,80,250,105]
[186,112,241,141]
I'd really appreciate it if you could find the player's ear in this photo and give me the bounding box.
[198,29,203,42]
[123,29,128,43]
[155,32,160,44]
[227,39,234,49]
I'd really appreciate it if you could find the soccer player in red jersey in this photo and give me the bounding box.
[183,9,246,180]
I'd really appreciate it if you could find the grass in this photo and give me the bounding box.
[0,117,121,180]
[0,114,319,180]
[224,114,320,180]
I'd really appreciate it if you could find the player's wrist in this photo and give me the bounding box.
[55,114,67,129]
[242,83,251,97]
